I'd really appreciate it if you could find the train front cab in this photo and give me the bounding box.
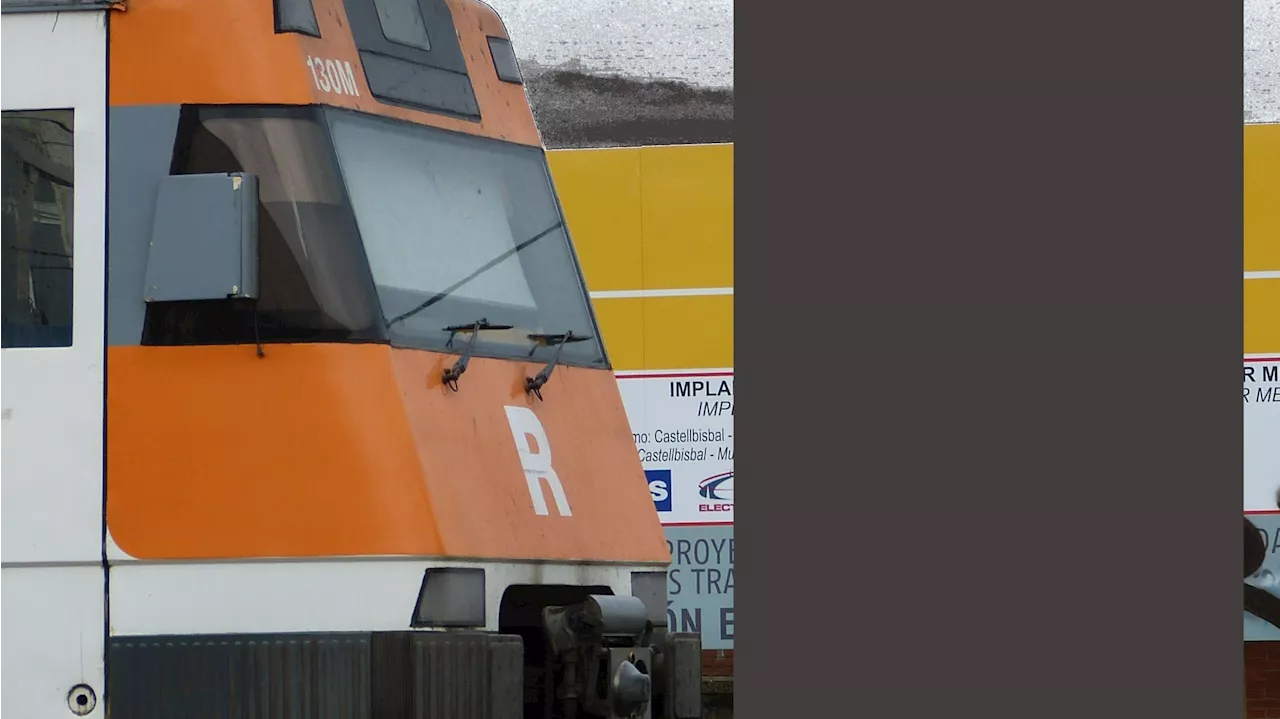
[0,0,702,716]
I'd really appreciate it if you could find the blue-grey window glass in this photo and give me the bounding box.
[372,0,431,51]
[325,109,605,367]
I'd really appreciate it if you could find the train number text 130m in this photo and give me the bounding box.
[306,56,360,97]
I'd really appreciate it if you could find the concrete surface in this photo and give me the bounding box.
[1246,0,1279,123]
[522,70,733,148]
[484,0,732,89]
[484,0,734,147]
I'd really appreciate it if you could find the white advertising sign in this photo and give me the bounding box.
[1245,358,1280,513]
[618,370,734,526]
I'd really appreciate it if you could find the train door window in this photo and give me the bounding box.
[1,110,75,349]
[372,0,431,51]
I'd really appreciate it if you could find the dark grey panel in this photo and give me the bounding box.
[343,0,469,75]
[143,172,259,302]
[275,0,321,37]
[487,37,523,85]
[108,104,182,347]
[359,51,480,120]
[108,631,525,718]
[342,0,481,121]
[408,632,523,719]
[1,0,109,12]
[107,634,373,719]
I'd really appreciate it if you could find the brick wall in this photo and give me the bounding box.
[702,649,733,719]
[1247,642,1280,718]
[703,649,733,677]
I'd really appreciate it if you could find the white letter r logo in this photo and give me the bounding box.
[504,406,572,517]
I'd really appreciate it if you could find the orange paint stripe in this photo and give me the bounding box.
[107,344,669,565]
[109,0,541,146]
[109,0,313,108]
[107,344,444,559]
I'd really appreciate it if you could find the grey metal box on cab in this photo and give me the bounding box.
[143,172,259,302]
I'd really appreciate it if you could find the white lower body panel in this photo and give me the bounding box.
[2,566,105,718]
[108,558,661,636]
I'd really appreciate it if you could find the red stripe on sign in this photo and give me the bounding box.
[661,521,735,527]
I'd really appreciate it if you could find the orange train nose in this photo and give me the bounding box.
[105,343,670,564]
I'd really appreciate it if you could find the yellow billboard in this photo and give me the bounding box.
[550,143,734,371]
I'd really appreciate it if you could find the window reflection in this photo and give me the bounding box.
[2,110,75,349]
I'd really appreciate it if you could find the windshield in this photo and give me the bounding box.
[324,109,606,367]
[151,106,606,368]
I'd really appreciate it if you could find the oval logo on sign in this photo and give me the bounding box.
[698,472,734,504]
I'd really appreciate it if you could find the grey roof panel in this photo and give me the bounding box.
[1,0,113,12]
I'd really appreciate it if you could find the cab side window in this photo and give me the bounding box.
[2,110,75,349]
[142,107,382,347]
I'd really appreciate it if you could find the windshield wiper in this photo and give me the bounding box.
[384,221,565,329]
[441,318,513,391]
[524,331,592,401]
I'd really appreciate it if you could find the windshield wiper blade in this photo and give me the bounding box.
[441,318,514,391]
[384,221,565,329]
[524,331,592,401]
